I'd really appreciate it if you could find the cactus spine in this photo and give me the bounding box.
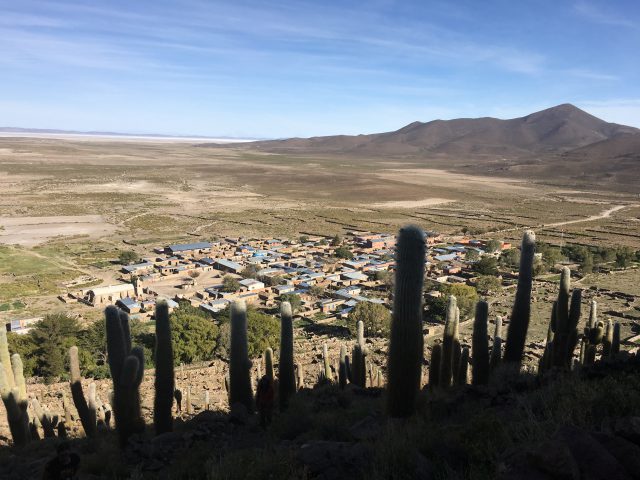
[441,295,458,388]
[472,300,490,385]
[279,302,296,410]
[229,301,253,413]
[387,225,425,418]
[105,306,145,446]
[264,348,275,383]
[504,230,535,366]
[154,301,174,434]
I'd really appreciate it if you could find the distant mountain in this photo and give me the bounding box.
[245,104,639,158]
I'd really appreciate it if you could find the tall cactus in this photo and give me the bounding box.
[229,301,253,413]
[154,301,174,435]
[602,319,613,358]
[490,316,503,371]
[472,300,490,385]
[456,347,469,386]
[0,329,15,388]
[68,345,96,437]
[611,322,621,357]
[387,225,425,418]
[31,398,55,438]
[551,269,582,368]
[264,348,275,383]
[0,351,30,446]
[504,230,535,366]
[322,344,332,382]
[338,345,348,390]
[105,306,145,446]
[441,295,458,388]
[429,344,442,389]
[279,302,296,410]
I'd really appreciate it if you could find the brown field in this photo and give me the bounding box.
[0,135,638,325]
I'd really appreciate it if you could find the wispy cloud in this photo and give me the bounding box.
[574,2,638,28]
[565,69,619,81]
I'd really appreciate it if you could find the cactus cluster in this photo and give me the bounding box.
[0,329,30,446]
[105,305,145,445]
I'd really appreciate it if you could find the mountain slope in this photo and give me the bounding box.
[246,104,639,157]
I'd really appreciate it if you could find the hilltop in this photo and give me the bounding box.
[230,104,638,158]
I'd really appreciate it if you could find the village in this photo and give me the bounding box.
[50,230,512,327]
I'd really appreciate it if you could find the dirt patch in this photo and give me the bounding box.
[369,197,453,209]
[0,215,117,247]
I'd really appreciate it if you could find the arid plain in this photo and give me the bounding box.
[0,135,638,325]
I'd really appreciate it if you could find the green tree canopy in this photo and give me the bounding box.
[280,293,302,312]
[474,256,498,275]
[221,275,241,292]
[476,275,502,294]
[215,305,280,359]
[330,234,342,246]
[348,301,391,338]
[170,302,219,365]
[118,250,139,265]
[31,312,81,382]
[335,246,354,260]
[485,239,502,253]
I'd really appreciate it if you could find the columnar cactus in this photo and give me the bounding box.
[611,322,621,357]
[387,225,425,418]
[0,351,30,446]
[429,344,442,389]
[68,345,96,438]
[602,319,613,358]
[504,230,536,366]
[154,301,174,435]
[472,300,490,385]
[0,329,15,388]
[31,398,55,438]
[321,344,332,382]
[229,300,253,413]
[105,306,145,446]
[264,348,275,383]
[490,316,503,371]
[440,295,458,388]
[279,302,296,410]
[551,269,582,368]
[338,345,347,389]
[456,347,469,386]
[584,320,604,365]
[185,387,192,415]
[87,383,97,433]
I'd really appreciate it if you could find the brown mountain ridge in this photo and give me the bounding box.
[242,104,638,158]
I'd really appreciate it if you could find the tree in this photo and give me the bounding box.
[7,333,38,378]
[261,275,285,287]
[615,247,635,269]
[308,285,325,298]
[188,270,201,279]
[335,246,354,260]
[31,313,80,382]
[500,248,520,269]
[466,249,480,261]
[215,305,280,359]
[476,275,502,294]
[299,235,309,244]
[240,264,260,279]
[446,284,478,319]
[118,250,139,265]
[221,275,240,292]
[348,302,391,338]
[331,234,342,246]
[474,257,498,275]
[170,302,219,365]
[280,293,302,312]
[486,239,501,253]
[580,252,594,274]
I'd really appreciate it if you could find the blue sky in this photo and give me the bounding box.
[0,0,639,138]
